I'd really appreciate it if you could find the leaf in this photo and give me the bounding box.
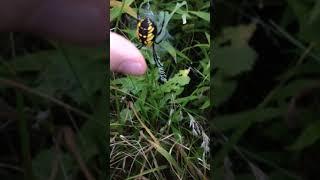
[171,126,183,143]
[176,50,192,62]
[214,107,284,131]
[205,32,210,44]
[160,69,190,93]
[148,140,183,175]
[277,61,320,80]
[286,0,309,25]
[214,24,257,76]
[272,79,319,103]
[155,1,187,41]
[112,76,146,95]
[288,120,320,150]
[110,0,136,20]
[286,0,320,48]
[189,11,210,22]
[161,41,177,63]
[200,99,210,110]
[126,166,168,180]
[212,73,237,106]
[110,7,123,22]
[35,46,105,104]
[309,0,320,24]
[9,50,59,72]
[214,45,256,76]
[162,1,187,31]
[222,23,257,47]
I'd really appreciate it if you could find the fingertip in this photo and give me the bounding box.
[110,32,147,75]
[117,60,147,75]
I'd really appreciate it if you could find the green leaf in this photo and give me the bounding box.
[205,32,210,44]
[34,46,105,104]
[110,0,136,21]
[214,24,257,76]
[200,100,210,109]
[212,74,237,106]
[171,126,183,143]
[160,69,190,94]
[176,50,192,62]
[149,141,183,175]
[286,0,310,25]
[189,11,210,22]
[156,1,187,41]
[272,79,319,103]
[112,76,146,95]
[215,45,256,76]
[126,166,168,180]
[9,50,59,72]
[286,0,320,47]
[110,7,122,22]
[161,41,177,63]
[288,120,320,150]
[221,24,257,47]
[309,0,320,24]
[214,107,284,131]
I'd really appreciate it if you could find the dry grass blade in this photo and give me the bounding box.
[62,127,95,180]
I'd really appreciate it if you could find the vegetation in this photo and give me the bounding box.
[213,0,320,179]
[110,0,210,179]
[0,34,106,179]
[4,0,320,179]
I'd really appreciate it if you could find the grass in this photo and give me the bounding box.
[110,0,210,179]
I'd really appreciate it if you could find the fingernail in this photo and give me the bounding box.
[118,61,145,75]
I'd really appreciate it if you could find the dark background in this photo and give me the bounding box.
[212,0,320,179]
[0,31,106,179]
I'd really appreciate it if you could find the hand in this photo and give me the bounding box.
[0,0,147,75]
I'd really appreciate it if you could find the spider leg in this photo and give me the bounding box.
[152,45,160,65]
[154,13,166,44]
[154,38,164,45]
[157,13,166,36]
[152,44,167,83]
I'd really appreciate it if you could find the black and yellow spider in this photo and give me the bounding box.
[136,3,167,83]
[136,13,165,48]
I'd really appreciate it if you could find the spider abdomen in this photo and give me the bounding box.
[136,17,157,47]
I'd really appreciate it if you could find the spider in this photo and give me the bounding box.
[136,3,167,83]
